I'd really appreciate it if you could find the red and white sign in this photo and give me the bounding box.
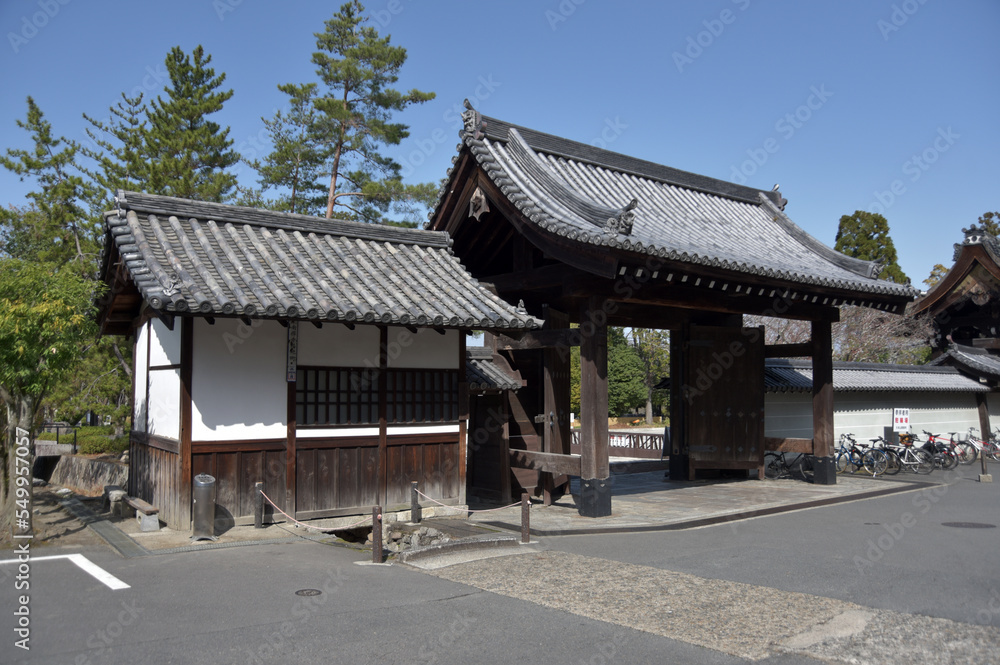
[892,408,910,433]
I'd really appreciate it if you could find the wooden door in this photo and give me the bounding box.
[683,325,764,478]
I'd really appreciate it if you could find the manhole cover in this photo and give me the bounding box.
[941,522,996,529]
[295,589,322,596]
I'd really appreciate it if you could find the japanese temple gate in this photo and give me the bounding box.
[431,103,915,516]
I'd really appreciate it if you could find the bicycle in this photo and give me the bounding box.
[922,431,961,470]
[879,434,934,474]
[835,433,888,476]
[966,427,1000,462]
[763,451,814,481]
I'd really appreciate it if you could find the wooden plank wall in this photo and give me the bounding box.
[467,393,508,502]
[129,433,183,528]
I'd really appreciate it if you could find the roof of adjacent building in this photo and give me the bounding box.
[438,103,916,306]
[466,346,521,392]
[764,358,988,393]
[100,191,542,330]
[929,344,1000,382]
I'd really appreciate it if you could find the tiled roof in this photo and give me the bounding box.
[765,358,988,393]
[929,344,1000,382]
[466,346,521,392]
[103,191,541,330]
[438,104,916,306]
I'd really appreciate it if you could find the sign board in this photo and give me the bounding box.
[892,408,910,433]
[286,321,298,382]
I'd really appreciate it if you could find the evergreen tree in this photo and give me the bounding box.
[923,264,949,288]
[0,97,100,272]
[144,45,239,201]
[977,211,1000,236]
[306,1,435,220]
[629,328,670,424]
[607,327,646,417]
[250,83,329,216]
[834,210,908,283]
[81,92,149,208]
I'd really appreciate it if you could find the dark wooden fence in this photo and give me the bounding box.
[570,430,665,459]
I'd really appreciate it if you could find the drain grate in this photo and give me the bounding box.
[295,589,322,596]
[941,522,996,529]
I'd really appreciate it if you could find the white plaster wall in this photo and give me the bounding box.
[149,317,181,366]
[298,322,380,367]
[988,394,1000,434]
[147,368,180,440]
[387,424,460,435]
[765,391,983,444]
[192,318,287,441]
[296,427,380,438]
[386,327,458,369]
[133,322,149,432]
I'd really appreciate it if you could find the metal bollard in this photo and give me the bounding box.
[254,482,264,529]
[372,506,383,563]
[192,474,218,541]
[521,492,530,544]
[410,481,421,523]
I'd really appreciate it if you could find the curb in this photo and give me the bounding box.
[395,535,522,565]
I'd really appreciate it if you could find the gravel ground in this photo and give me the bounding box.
[424,550,1000,663]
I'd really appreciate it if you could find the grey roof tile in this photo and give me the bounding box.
[765,358,988,393]
[929,344,1000,382]
[104,191,542,330]
[466,346,521,392]
[438,105,917,304]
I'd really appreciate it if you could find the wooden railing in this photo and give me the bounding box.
[570,430,665,459]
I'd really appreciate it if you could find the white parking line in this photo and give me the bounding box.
[0,553,129,590]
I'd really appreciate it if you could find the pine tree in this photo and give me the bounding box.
[629,328,670,424]
[0,97,100,271]
[833,210,908,283]
[923,264,949,288]
[144,45,239,201]
[250,83,329,216]
[80,92,149,208]
[977,211,1000,236]
[307,1,435,220]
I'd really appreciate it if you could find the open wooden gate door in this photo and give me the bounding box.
[681,325,765,480]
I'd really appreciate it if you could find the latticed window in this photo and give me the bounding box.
[296,366,459,426]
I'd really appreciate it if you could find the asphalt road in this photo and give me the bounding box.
[547,464,1000,628]
[1,464,997,664]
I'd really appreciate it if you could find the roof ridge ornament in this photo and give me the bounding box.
[160,272,180,297]
[462,99,486,140]
[114,189,128,218]
[962,224,986,245]
[469,186,490,221]
[604,198,638,236]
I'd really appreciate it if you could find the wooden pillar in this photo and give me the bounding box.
[285,322,298,518]
[579,296,611,517]
[668,325,688,480]
[811,319,836,484]
[976,392,992,480]
[179,317,194,526]
[458,331,468,506]
[377,326,388,506]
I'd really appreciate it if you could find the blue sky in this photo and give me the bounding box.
[1,0,997,288]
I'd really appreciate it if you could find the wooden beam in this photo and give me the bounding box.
[765,437,813,453]
[495,328,581,350]
[765,342,813,358]
[972,338,1000,350]
[509,450,581,477]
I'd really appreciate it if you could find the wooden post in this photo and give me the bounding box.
[578,296,611,516]
[976,392,992,482]
[372,506,383,563]
[811,320,836,484]
[180,317,194,526]
[254,482,264,529]
[410,481,421,523]
[521,492,530,543]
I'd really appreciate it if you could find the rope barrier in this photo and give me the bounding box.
[413,488,526,513]
[258,489,372,533]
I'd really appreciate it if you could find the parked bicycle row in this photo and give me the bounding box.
[763,427,999,480]
[835,428,1000,477]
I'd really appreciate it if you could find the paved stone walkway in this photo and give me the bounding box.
[424,550,1000,663]
[472,471,928,535]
